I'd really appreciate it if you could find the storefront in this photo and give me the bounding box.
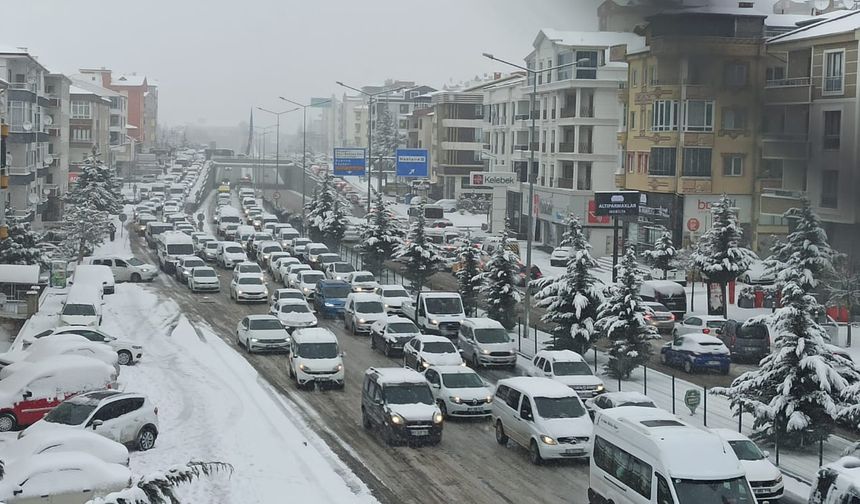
[682,194,752,247]
[630,192,683,253]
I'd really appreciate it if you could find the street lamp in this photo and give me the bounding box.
[481,52,591,336]
[335,81,407,215]
[253,124,277,193]
[256,106,299,198]
[278,96,332,226]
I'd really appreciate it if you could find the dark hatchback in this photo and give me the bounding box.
[720,320,770,363]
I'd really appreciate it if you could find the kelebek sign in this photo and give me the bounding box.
[469,172,516,187]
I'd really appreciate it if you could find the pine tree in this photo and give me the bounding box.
[65,155,122,215]
[358,194,403,276]
[0,210,46,268]
[481,224,522,330]
[534,215,604,354]
[394,200,443,294]
[305,173,336,244]
[455,240,482,316]
[691,195,755,316]
[323,198,347,249]
[61,201,111,262]
[642,229,676,280]
[715,201,857,447]
[596,247,659,379]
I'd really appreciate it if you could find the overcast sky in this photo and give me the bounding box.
[5,0,598,129]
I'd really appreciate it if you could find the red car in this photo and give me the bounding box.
[0,355,117,432]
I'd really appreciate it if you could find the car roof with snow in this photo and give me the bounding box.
[641,280,685,293]
[535,349,586,362]
[258,241,282,248]
[276,298,309,306]
[235,261,261,268]
[274,288,303,295]
[292,327,337,343]
[7,428,129,465]
[382,316,415,325]
[0,452,131,495]
[378,284,408,291]
[367,367,427,385]
[430,365,481,376]
[420,291,460,299]
[461,318,504,329]
[236,272,265,280]
[415,334,456,344]
[0,355,115,395]
[191,266,216,273]
[680,333,725,345]
[220,241,242,247]
[498,376,575,398]
[601,391,654,405]
[246,314,280,321]
[348,292,382,302]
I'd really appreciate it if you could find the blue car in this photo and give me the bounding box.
[313,280,351,318]
[660,333,731,375]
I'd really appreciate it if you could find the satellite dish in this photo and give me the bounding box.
[813,0,830,9]
[27,193,39,205]
[42,188,50,196]
[22,122,32,132]
[6,153,12,164]
[44,115,53,126]
[44,155,53,165]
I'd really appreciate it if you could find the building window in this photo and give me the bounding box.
[762,159,783,180]
[577,162,592,190]
[71,101,92,119]
[724,63,748,87]
[631,68,638,86]
[723,155,743,176]
[71,128,91,141]
[575,50,598,79]
[398,119,408,129]
[682,148,712,177]
[821,170,838,208]
[399,104,409,114]
[766,66,786,84]
[651,100,679,131]
[637,152,649,174]
[557,50,574,80]
[721,108,747,130]
[8,101,24,127]
[649,147,676,176]
[626,152,635,174]
[824,49,845,95]
[823,110,841,150]
[684,100,714,132]
[630,111,636,129]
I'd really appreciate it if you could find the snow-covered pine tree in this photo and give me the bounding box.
[65,155,122,215]
[481,224,522,330]
[715,200,857,446]
[455,240,483,316]
[61,201,111,261]
[533,215,604,354]
[90,461,233,504]
[596,247,659,379]
[0,210,47,268]
[359,194,403,276]
[394,200,443,294]
[305,173,336,244]
[371,106,406,186]
[691,195,755,316]
[642,229,676,280]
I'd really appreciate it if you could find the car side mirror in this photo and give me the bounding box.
[521,411,533,421]
[22,390,32,399]
[373,398,383,405]
[91,419,103,429]
[762,450,771,458]
[13,488,22,496]
[431,383,441,389]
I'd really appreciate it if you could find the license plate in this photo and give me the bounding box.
[563,448,584,455]
[709,360,721,366]
[411,429,429,436]
[468,406,484,412]
[315,377,330,382]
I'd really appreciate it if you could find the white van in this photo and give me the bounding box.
[71,265,116,295]
[589,406,755,504]
[61,284,103,327]
[156,231,195,273]
[88,256,157,283]
[217,206,242,237]
[288,327,344,389]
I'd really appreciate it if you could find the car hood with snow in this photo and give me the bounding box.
[7,428,129,466]
[550,373,604,389]
[420,351,464,367]
[538,415,594,440]
[739,457,782,483]
[277,311,317,328]
[0,452,132,502]
[387,402,439,422]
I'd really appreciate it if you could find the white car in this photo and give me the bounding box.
[286,264,312,288]
[403,334,464,370]
[296,270,326,298]
[549,246,572,267]
[230,273,268,303]
[712,428,784,501]
[25,326,143,366]
[175,255,206,283]
[0,335,118,379]
[202,240,220,261]
[187,266,220,292]
[526,350,605,399]
[325,261,356,281]
[674,314,728,337]
[347,270,379,292]
[235,315,290,353]
[289,237,312,257]
[232,260,264,280]
[271,287,306,306]
[88,256,157,282]
[271,299,318,331]
[217,241,247,269]
[369,316,422,356]
[584,391,657,416]
[344,293,386,335]
[23,390,160,451]
[424,365,493,418]
[273,257,300,283]
[373,284,411,314]
[192,234,216,255]
[288,328,344,389]
[0,452,132,503]
[267,252,291,273]
[257,241,283,264]
[457,318,516,368]
[740,259,775,285]
[2,429,129,466]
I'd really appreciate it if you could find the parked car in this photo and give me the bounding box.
[271,299,318,331]
[2,429,129,466]
[187,266,220,292]
[235,315,290,353]
[457,318,516,369]
[0,355,118,432]
[347,270,380,293]
[361,367,443,446]
[23,390,159,451]
[549,246,572,267]
[403,334,464,370]
[0,335,118,379]
[719,319,770,363]
[60,284,103,327]
[344,293,386,335]
[175,255,206,283]
[25,326,143,366]
[674,315,728,337]
[525,350,605,399]
[584,391,656,418]
[492,377,593,464]
[712,428,784,502]
[643,301,676,335]
[424,365,493,418]
[0,452,132,503]
[288,328,344,389]
[660,332,731,374]
[373,285,411,314]
[88,256,157,283]
[325,261,356,281]
[369,316,421,357]
[229,273,268,303]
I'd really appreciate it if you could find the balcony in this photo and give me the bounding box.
[514,114,530,121]
[9,166,36,185]
[685,84,715,101]
[559,142,575,153]
[560,107,576,119]
[761,136,809,160]
[556,178,574,189]
[760,188,804,216]
[513,144,529,151]
[765,78,812,103]
[579,107,594,119]
[578,142,593,154]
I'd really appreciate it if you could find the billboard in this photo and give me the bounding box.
[333,148,366,176]
[593,191,640,217]
[395,148,429,177]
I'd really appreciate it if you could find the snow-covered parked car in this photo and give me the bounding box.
[0,334,118,379]
[660,333,731,374]
[187,266,220,292]
[236,315,290,353]
[549,246,571,267]
[674,314,728,338]
[424,365,493,418]
[403,334,464,370]
[526,350,605,399]
[740,259,775,285]
[373,284,411,314]
[87,256,157,283]
[271,299,318,331]
[712,428,784,502]
[2,428,129,466]
[24,326,143,366]
[0,452,132,504]
[22,390,159,452]
[369,316,421,357]
[347,270,379,293]
[584,391,656,417]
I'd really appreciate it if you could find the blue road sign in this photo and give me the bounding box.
[395,149,429,178]
[333,148,366,176]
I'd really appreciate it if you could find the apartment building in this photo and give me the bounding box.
[43,73,70,222]
[367,82,436,138]
[761,10,860,258]
[68,81,111,174]
[144,81,158,152]
[337,94,368,148]
[79,69,150,150]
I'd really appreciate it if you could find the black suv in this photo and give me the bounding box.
[361,367,443,446]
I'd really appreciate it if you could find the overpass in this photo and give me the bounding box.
[210,156,321,213]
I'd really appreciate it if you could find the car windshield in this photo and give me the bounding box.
[184,260,205,268]
[167,244,195,255]
[553,361,594,376]
[43,400,97,426]
[647,303,669,312]
[194,270,216,277]
[534,396,586,419]
[63,304,95,316]
[280,304,310,314]
[423,341,457,354]
[320,255,341,263]
[335,264,355,273]
[240,265,262,273]
[442,372,485,389]
[706,320,726,329]
[384,384,434,405]
[278,292,304,301]
[356,301,384,313]
[353,274,375,283]
[672,477,755,504]
[301,273,324,284]
[206,242,219,249]
[322,286,351,298]
[238,277,263,285]
[727,440,765,461]
[474,328,509,344]
[738,325,768,340]
[225,246,243,254]
[383,288,408,298]
[262,246,281,254]
[388,322,418,334]
[618,400,656,408]
[249,319,284,330]
[425,297,463,315]
[297,342,339,359]
[309,247,327,255]
[127,258,144,266]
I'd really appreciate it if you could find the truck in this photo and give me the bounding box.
[401,292,466,337]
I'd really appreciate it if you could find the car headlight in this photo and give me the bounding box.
[449,396,462,404]
[540,435,557,445]
[595,384,605,392]
[421,360,430,368]
[358,318,366,324]
[481,348,490,355]
[433,412,444,424]
[303,287,310,292]
[430,319,439,326]
[775,474,783,483]
[299,364,308,371]
[250,338,259,342]
[390,413,404,425]
[324,302,334,307]
[384,303,390,308]
[486,395,493,403]
[335,363,343,371]
[237,290,244,295]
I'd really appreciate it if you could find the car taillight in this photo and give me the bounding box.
[644,314,653,321]
[668,313,675,322]
[702,328,710,334]
[154,407,159,415]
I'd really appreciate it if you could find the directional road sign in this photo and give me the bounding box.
[395,148,429,178]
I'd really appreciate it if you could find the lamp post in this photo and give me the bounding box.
[278,97,332,226]
[335,81,407,215]
[256,106,299,197]
[481,52,591,335]
[253,124,277,193]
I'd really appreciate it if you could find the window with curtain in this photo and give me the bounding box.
[824,50,844,94]
[684,100,714,132]
[649,147,676,176]
[683,148,712,177]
